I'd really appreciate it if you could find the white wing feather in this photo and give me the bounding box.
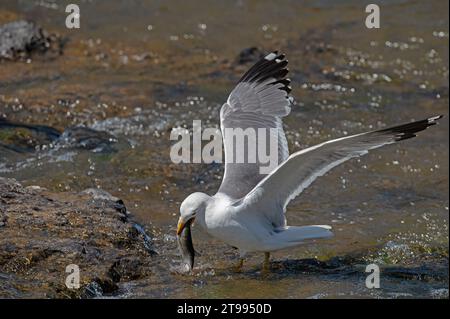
[218,51,293,199]
[240,116,442,226]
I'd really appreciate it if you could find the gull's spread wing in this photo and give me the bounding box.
[218,51,293,199]
[240,116,442,227]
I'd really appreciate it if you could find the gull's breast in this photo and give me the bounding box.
[204,201,270,251]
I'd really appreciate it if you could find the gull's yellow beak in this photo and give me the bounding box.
[177,216,195,235]
[177,217,185,235]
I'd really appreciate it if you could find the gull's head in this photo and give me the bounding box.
[177,192,210,235]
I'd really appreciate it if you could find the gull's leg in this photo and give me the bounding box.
[234,251,246,272]
[262,252,270,273]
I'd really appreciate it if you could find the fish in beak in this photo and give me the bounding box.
[177,217,195,271]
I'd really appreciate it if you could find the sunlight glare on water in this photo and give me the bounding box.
[0,0,448,298]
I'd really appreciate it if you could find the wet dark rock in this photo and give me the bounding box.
[82,188,129,222]
[0,177,155,298]
[82,188,121,202]
[0,20,64,61]
[113,223,158,256]
[91,276,119,294]
[270,253,449,286]
[132,223,158,256]
[59,126,118,153]
[383,262,449,282]
[0,118,61,152]
[0,206,6,228]
[235,47,266,65]
[108,256,150,282]
[270,257,359,275]
[80,281,104,298]
[0,120,118,154]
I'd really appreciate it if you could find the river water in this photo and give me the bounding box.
[0,0,448,298]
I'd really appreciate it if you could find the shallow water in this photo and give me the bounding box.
[0,0,448,298]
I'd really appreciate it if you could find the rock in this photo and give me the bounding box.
[107,256,150,282]
[0,203,6,228]
[383,263,449,282]
[0,20,64,61]
[0,120,118,154]
[81,188,121,202]
[113,223,158,256]
[59,126,118,153]
[81,188,129,221]
[0,219,5,228]
[81,281,104,298]
[91,276,119,294]
[0,178,155,298]
[128,223,158,256]
[235,47,266,65]
[0,118,61,153]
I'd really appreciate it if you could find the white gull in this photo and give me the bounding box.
[176,51,442,271]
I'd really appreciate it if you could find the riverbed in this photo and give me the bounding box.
[0,0,448,298]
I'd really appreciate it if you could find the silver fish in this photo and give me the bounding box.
[177,218,195,271]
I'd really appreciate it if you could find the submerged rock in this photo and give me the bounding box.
[0,118,61,152]
[235,47,266,65]
[269,252,449,287]
[0,177,155,298]
[59,126,118,153]
[0,120,117,154]
[0,20,64,61]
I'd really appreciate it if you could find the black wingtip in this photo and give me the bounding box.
[378,115,443,141]
[238,50,291,95]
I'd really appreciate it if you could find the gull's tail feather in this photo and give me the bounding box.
[277,225,333,242]
[265,225,333,251]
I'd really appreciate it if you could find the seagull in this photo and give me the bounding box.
[176,51,442,271]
